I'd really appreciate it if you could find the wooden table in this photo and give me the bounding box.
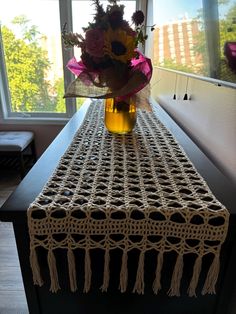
[1,100,236,314]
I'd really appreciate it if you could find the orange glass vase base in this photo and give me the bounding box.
[104,98,137,134]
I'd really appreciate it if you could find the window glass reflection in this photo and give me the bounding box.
[150,0,236,84]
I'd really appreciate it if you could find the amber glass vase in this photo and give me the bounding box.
[104,97,137,134]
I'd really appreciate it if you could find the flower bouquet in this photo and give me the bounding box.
[62,0,153,133]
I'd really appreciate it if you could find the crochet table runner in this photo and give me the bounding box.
[27,102,229,297]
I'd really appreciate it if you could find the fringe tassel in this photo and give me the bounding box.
[30,247,43,286]
[119,250,128,293]
[168,254,183,297]
[67,249,77,292]
[48,249,60,293]
[133,251,145,294]
[152,251,163,294]
[202,254,220,295]
[101,249,110,292]
[83,249,92,293]
[188,255,202,297]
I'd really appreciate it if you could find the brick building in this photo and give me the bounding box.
[153,18,203,70]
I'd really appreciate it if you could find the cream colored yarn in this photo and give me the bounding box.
[27,102,229,296]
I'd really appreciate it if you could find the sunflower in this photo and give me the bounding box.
[104,28,136,63]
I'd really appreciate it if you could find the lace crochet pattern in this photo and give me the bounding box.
[27,102,229,296]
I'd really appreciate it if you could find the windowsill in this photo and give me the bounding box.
[0,116,70,125]
[0,100,91,125]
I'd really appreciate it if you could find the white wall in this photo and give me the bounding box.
[151,67,236,186]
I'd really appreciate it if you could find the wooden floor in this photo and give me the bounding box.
[0,170,28,314]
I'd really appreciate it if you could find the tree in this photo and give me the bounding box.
[1,16,59,112]
[218,3,236,81]
[54,78,84,113]
[191,2,236,82]
[161,59,194,73]
[54,78,66,113]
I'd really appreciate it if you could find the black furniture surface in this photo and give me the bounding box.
[0,101,236,314]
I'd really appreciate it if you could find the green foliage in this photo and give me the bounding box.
[219,3,236,50]
[181,2,236,82]
[12,15,40,42]
[2,17,65,113]
[161,59,194,73]
[218,0,230,5]
[154,2,236,83]
[218,3,236,82]
[191,27,209,76]
[54,78,66,113]
[76,98,85,110]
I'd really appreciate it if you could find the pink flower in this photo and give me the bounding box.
[85,29,104,58]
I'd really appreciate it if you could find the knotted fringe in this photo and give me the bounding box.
[119,250,128,293]
[153,251,163,294]
[83,249,91,293]
[133,251,145,294]
[188,255,202,297]
[168,254,183,297]
[30,247,43,286]
[67,249,77,292]
[202,254,220,295]
[101,249,110,292]
[48,250,60,293]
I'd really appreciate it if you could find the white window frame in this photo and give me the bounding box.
[0,0,76,123]
[0,0,140,124]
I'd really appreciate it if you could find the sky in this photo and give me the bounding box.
[153,0,236,26]
[0,0,135,36]
[0,0,61,35]
[0,0,235,35]
[153,0,201,25]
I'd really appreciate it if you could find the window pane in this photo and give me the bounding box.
[0,0,65,114]
[150,0,206,75]
[71,0,136,108]
[148,0,236,84]
[76,98,85,111]
[218,1,236,83]
[72,0,136,59]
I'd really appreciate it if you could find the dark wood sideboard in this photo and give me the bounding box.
[1,100,236,314]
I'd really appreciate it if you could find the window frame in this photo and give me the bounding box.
[145,0,236,90]
[0,1,73,122]
[0,0,141,123]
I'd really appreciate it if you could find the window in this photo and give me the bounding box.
[187,23,192,31]
[0,0,138,121]
[146,0,236,83]
[0,0,69,119]
[146,0,206,73]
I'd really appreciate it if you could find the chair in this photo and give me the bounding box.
[0,131,36,179]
